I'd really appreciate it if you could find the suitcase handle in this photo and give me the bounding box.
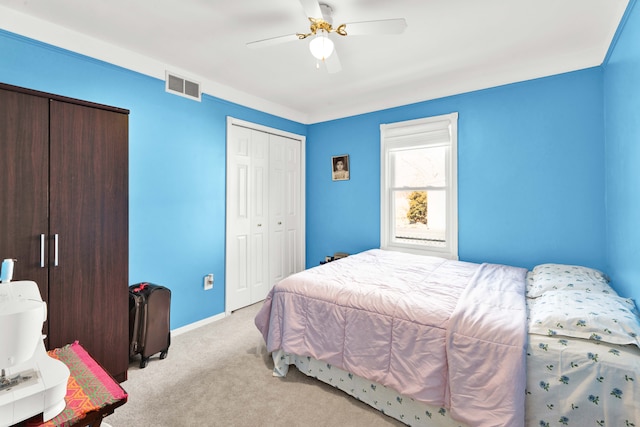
[132,282,149,293]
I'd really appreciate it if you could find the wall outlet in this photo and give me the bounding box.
[204,273,214,290]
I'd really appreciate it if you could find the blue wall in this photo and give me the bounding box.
[0,30,306,329]
[604,0,640,303]
[307,70,606,272]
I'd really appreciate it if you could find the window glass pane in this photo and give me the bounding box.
[393,189,446,248]
[391,146,446,188]
[381,112,457,259]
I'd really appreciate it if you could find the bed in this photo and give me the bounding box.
[254,249,640,427]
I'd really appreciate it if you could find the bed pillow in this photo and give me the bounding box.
[525,271,534,295]
[528,290,640,348]
[527,263,615,298]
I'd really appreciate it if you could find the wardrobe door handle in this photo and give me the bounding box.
[40,234,45,267]
[54,234,59,267]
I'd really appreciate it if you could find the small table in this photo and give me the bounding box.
[15,341,127,427]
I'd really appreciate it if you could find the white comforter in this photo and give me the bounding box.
[255,249,528,427]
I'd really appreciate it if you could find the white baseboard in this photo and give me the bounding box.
[171,312,226,337]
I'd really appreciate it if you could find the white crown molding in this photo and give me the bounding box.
[0,5,310,124]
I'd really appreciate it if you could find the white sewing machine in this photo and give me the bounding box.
[0,279,70,427]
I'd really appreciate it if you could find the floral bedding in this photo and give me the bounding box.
[525,333,640,426]
[525,264,640,426]
[528,290,640,347]
[274,329,640,427]
[526,263,614,297]
[259,260,640,427]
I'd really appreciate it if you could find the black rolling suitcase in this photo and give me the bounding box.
[129,282,171,368]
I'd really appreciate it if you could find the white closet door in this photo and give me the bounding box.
[227,125,251,312]
[226,125,269,311]
[270,134,302,281]
[284,136,301,277]
[250,131,270,304]
[226,118,305,313]
[269,134,286,286]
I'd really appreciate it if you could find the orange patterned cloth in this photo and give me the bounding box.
[25,341,127,427]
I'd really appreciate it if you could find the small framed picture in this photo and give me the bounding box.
[331,155,350,181]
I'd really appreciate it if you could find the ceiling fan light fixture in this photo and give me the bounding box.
[309,30,334,60]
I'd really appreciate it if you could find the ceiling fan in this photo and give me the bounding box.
[246,0,407,73]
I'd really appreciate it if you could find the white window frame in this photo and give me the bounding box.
[380,112,458,259]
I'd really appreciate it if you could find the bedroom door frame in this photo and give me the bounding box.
[225,117,306,314]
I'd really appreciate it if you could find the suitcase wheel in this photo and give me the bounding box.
[160,350,168,359]
[140,357,149,369]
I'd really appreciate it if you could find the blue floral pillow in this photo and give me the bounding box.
[527,263,615,298]
[525,271,534,294]
[528,290,640,348]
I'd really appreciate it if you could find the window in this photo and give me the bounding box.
[380,113,458,259]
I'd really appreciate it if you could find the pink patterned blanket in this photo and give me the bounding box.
[255,249,527,427]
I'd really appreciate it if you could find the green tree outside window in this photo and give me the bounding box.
[407,191,427,224]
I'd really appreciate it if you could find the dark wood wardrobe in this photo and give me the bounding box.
[0,82,129,382]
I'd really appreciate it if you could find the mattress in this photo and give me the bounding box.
[257,254,640,426]
[274,349,467,427]
[275,330,640,427]
[256,249,528,426]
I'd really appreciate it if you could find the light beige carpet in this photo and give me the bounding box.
[105,302,404,426]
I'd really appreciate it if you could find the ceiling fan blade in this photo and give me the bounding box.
[246,33,300,49]
[298,0,323,19]
[341,18,407,36]
[325,50,342,74]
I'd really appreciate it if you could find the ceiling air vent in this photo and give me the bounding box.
[165,71,201,102]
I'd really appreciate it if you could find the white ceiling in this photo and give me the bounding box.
[0,0,629,124]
